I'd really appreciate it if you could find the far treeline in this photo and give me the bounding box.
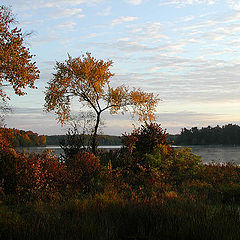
[0,128,46,147]
[46,134,122,146]
[1,127,122,147]
[173,124,240,145]
[4,124,240,148]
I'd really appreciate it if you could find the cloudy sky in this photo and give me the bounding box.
[2,0,240,135]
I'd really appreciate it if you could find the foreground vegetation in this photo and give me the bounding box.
[1,196,240,240]
[1,123,240,239]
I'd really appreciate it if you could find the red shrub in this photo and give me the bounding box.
[67,152,101,193]
[15,151,68,201]
[0,128,14,148]
[122,122,173,159]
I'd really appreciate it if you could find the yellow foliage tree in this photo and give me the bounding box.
[0,5,39,101]
[44,53,160,154]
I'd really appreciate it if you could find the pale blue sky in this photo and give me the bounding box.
[2,0,240,135]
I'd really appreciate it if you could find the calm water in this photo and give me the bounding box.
[185,145,240,164]
[17,145,240,164]
[17,145,121,157]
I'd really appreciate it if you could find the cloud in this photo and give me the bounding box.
[97,6,112,16]
[157,0,240,10]
[158,0,216,7]
[111,16,138,26]
[227,0,240,10]
[84,33,102,38]
[124,0,143,5]
[50,8,84,19]
[155,111,236,134]
[107,50,240,104]
[8,0,106,10]
[80,5,240,110]
[5,107,63,135]
[56,21,77,31]
[180,16,195,22]
[46,0,104,7]
[6,106,240,136]
[127,22,169,41]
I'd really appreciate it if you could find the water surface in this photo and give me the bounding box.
[185,145,240,164]
[17,145,240,164]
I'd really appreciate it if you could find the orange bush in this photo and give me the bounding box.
[14,150,68,201]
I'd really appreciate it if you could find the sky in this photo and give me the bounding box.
[2,0,240,136]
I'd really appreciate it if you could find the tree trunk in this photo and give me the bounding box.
[92,112,101,155]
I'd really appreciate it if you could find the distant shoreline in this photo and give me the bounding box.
[17,145,122,149]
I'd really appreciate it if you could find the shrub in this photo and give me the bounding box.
[198,162,240,203]
[0,147,18,195]
[67,152,101,194]
[59,127,86,163]
[122,122,173,159]
[15,150,68,201]
[0,148,68,202]
[145,146,202,186]
[106,123,175,197]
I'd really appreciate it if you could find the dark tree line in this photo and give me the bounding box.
[46,134,122,146]
[175,124,240,145]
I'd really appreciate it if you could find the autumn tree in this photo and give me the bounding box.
[0,5,39,101]
[0,5,39,152]
[45,53,160,154]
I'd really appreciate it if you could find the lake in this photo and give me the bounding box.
[16,145,121,157]
[183,145,240,164]
[17,145,240,164]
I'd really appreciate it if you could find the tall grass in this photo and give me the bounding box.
[1,195,240,240]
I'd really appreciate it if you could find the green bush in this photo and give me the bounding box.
[145,146,202,186]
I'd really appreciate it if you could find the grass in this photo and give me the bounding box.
[1,196,240,240]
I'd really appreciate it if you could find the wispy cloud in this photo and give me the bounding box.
[56,21,77,31]
[158,0,216,7]
[227,0,240,10]
[124,0,143,5]
[157,0,240,10]
[7,0,105,10]
[50,8,84,19]
[7,108,237,135]
[128,22,169,41]
[6,107,65,135]
[84,32,102,38]
[111,16,138,26]
[97,6,112,16]
[180,16,195,22]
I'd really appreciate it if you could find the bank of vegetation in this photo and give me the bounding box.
[1,123,240,239]
[46,134,122,146]
[0,127,46,147]
[0,128,121,147]
[174,124,240,145]
[6,123,240,148]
